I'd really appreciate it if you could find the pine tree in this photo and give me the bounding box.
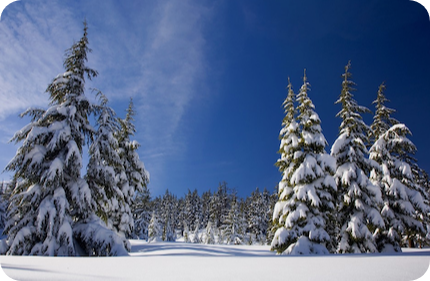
[192,219,201,243]
[222,198,244,245]
[271,79,300,245]
[248,188,267,244]
[266,186,278,245]
[183,221,190,243]
[271,71,336,255]
[148,211,162,243]
[370,124,429,252]
[184,189,201,231]
[162,217,176,242]
[1,23,102,256]
[86,92,122,224]
[203,220,216,244]
[331,61,384,253]
[114,98,150,238]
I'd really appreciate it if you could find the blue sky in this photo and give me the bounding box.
[0,0,429,198]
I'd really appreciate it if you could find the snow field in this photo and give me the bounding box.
[0,241,429,281]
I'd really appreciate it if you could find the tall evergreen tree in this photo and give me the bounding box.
[85,92,123,227]
[370,124,429,251]
[331,62,384,253]
[114,98,150,238]
[271,71,336,255]
[0,23,130,256]
[271,79,300,246]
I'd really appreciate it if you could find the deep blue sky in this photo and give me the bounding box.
[0,0,429,198]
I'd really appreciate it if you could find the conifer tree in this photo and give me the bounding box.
[271,71,336,255]
[331,61,384,253]
[271,79,300,248]
[222,199,244,245]
[192,219,201,243]
[114,98,150,238]
[1,23,101,256]
[85,92,123,227]
[148,211,161,243]
[370,124,429,251]
[203,220,216,244]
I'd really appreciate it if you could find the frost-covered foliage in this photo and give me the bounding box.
[331,62,384,254]
[370,124,429,251]
[271,72,336,255]
[114,99,150,238]
[73,214,129,256]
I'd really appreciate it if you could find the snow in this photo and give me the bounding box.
[0,241,429,281]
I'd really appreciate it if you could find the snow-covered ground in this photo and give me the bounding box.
[0,241,429,281]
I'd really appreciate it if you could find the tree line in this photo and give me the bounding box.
[132,183,277,245]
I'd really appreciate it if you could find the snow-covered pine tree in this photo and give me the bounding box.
[248,188,267,244]
[148,211,162,243]
[183,221,190,243]
[370,124,429,252]
[266,186,278,245]
[271,71,337,255]
[192,219,201,243]
[331,61,384,254]
[162,217,176,242]
[86,92,122,225]
[368,84,400,252]
[203,220,216,244]
[209,182,229,229]
[222,198,244,245]
[271,79,300,248]
[0,23,104,256]
[114,98,150,238]
[201,190,211,228]
[184,189,201,231]
[75,91,132,255]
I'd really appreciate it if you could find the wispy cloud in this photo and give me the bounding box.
[0,0,212,193]
[0,1,82,120]
[86,0,212,194]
